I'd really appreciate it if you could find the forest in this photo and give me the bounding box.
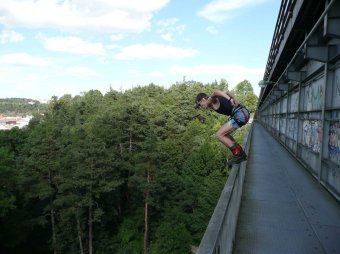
[0,80,256,254]
[0,98,47,116]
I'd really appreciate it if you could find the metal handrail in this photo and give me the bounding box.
[264,0,296,80]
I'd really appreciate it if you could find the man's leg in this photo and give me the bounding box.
[216,123,247,165]
[216,122,236,147]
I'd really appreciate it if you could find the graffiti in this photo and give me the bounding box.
[336,74,340,97]
[329,122,340,165]
[306,81,323,111]
[303,120,322,153]
[333,70,340,107]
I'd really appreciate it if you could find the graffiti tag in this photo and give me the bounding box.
[329,122,340,165]
[303,120,322,153]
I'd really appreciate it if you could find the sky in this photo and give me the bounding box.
[0,0,280,101]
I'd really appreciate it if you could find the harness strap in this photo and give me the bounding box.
[230,104,250,127]
[231,104,244,117]
[240,108,249,122]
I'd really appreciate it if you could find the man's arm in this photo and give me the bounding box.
[210,90,239,106]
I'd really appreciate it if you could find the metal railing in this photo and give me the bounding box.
[196,124,254,254]
[264,0,296,80]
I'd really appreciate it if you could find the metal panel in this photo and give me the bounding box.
[332,67,340,108]
[282,97,287,113]
[280,118,286,135]
[321,160,340,198]
[290,91,299,112]
[287,117,298,140]
[304,78,324,111]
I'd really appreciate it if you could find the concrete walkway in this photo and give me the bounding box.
[233,122,340,254]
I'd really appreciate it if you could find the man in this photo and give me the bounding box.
[195,90,250,166]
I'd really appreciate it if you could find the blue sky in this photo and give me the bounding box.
[0,0,280,100]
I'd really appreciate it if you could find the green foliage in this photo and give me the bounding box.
[0,80,251,253]
[0,146,16,217]
[0,98,47,116]
[151,222,191,254]
[233,80,258,112]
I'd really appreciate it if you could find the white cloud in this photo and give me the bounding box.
[0,53,50,66]
[68,66,97,76]
[25,75,48,81]
[115,43,199,60]
[110,34,125,41]
[157,18,186,33]
[157,18,186,42]
[127,69,142,76]
[127,69,163,78]
[161,33,173,42]
[198,0,267,22]
[148,71,164,78]
[0,30,24,44]
[42,36,105,56]
[0,0,169,33]
[106,44,120,50]
[207,26,219,35]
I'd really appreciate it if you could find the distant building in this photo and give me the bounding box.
[0,115,32,130]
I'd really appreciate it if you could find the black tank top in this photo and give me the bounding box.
[213,96,233,116]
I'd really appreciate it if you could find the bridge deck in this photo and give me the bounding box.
[233,122,340,254]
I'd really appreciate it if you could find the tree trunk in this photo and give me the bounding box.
[119,143,123,155]
[48,170,58,254]
[89,161,94,254]
[50,209,57,254]
[143,169,150,254]
[76,215,84,254]
[129,135,132,152]
[89,205,93,254]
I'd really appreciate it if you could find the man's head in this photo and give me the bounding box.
[195,93,209,109]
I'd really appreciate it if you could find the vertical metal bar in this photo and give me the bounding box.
[318,0,331,182]
[286,92,290,147]
[295,83,302,156]
[318,61,328,181]
[277,100,280,137]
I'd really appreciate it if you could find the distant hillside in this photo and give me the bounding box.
[0,98,48,116]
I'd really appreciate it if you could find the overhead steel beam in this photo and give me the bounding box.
[324,1,340,38]
[305,45,332,62]
[287,71,306,82]
[278,83,290,91]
